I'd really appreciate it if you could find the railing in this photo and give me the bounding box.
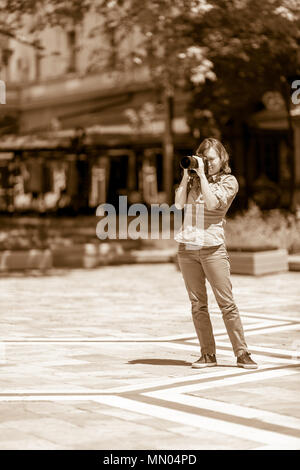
[6,67,151,107]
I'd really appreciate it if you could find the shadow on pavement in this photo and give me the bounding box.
[128,358,192,366]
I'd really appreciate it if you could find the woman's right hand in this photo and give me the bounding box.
[175,169,189,209]
[182,168,189,180]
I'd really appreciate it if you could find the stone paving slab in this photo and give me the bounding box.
[0,264,299,450]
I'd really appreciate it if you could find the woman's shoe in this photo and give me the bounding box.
[192,354,217,368]
[237,352,258,369]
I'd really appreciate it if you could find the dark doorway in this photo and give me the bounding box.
[107,155,129,210]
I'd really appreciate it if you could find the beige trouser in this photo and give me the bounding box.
[177,243,249,357]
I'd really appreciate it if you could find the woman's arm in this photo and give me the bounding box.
[199,173,219,210]
[195,158,238,210]
[174,169,189,209]
[194,157,219,210]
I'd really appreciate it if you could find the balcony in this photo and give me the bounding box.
[13,67,151,110]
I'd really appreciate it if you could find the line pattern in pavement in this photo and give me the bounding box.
[0,310,299,450]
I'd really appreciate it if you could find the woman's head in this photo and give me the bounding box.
[196,137,231,176]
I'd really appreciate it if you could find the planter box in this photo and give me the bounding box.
[52,245,85,268]
[0,249,53,271]
[52,243,136,268]
[228,249,288,275]
[288,254,300,272]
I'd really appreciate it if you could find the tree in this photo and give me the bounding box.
[186,0,300,209]
[94,0,216,204]
[1,0,94,73]
[3,0,299,208]
[0,1,216,203]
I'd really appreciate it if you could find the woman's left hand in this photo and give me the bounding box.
[193,156,206,178]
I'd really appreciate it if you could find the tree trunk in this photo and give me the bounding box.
[162,86,174,205]
[280,80,296,211]
[67,28,77,73]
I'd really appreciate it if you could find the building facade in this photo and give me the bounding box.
[0,15,300,214]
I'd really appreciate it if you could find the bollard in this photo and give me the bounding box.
[83,244,98,268]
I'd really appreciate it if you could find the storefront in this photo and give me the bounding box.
[0,132,192,215]
[246,102,300,211]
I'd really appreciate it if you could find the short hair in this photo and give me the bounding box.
[195,137,231,174]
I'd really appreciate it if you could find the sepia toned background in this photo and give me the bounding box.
[0,0,300,215]
[0,0,299,451]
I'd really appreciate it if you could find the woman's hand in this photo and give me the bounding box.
[182,168,189,179]
[175,168,189,209]
[193,156,206,178]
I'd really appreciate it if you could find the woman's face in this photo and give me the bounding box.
[205,147,222,176]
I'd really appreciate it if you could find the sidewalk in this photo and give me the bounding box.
[0,264,299,449]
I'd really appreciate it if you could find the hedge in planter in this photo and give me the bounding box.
[225,202,295,274]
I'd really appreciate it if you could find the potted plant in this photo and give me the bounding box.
[224,202,298,275]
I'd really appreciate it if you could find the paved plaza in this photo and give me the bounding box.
[0,263,299,450]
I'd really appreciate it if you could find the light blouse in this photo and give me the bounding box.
[174,172,239,247]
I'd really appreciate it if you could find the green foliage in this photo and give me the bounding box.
[5,1,299,133]
[225,201,300,253]
[187,0,300,137]
[97,0,216,88]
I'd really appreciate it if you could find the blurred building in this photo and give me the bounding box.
[0,14,300,214]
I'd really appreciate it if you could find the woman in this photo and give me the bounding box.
[175,137,257,369]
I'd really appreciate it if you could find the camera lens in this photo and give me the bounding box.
[180,156,198,169]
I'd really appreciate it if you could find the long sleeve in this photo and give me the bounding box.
[210,175,239,210]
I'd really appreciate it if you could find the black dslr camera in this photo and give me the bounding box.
[180,155,208,175]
